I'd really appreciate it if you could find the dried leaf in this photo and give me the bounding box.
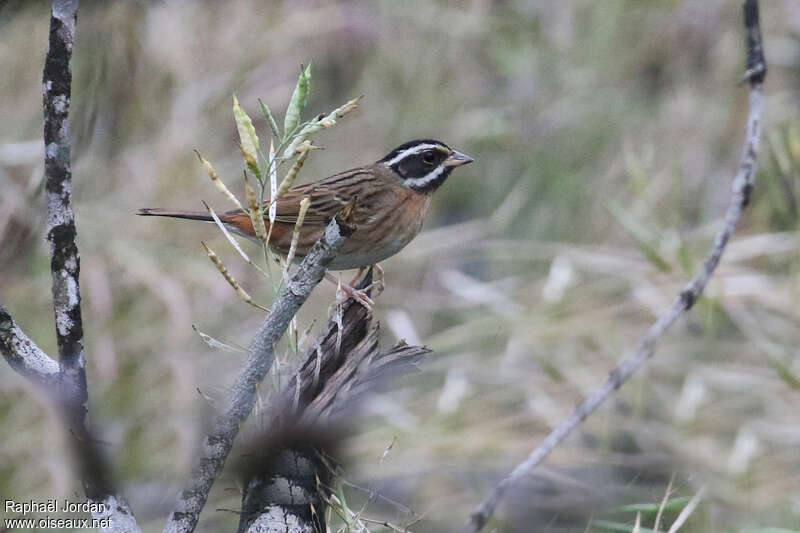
[192,325,247,354]
[204,202,269,278]
[266,140,278,246]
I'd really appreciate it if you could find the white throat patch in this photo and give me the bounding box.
[403,165,447,190]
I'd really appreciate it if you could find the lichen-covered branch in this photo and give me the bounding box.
[1,301,142,533]
[43,0,87,422]
[239,449,325,533]
[0,305,60,383]
[464,2,767,531]
[32,2,144,531]
[164,215,354,533]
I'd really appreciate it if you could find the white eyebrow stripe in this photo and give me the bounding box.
[384,144,441,166]
[404,164,446,189]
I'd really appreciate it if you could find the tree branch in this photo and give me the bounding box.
[164,215,355,533]
[0,304,60,383]
[44,0,87,419]
[9,2,145,531]
[464,2,767,531]
[239,448,325,533]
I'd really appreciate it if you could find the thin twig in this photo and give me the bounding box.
[653,473,675,533]
[464,2,766,531]
[666,485,706,533]
[163,214,355,533]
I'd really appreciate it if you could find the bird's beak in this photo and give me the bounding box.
[444,150,474,168]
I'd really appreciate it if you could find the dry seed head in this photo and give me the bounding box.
[239,144,259,176]
[284,196,312,280]
[244,175,267,242]
[202,242,267,311]
[277,141,318,197]
[195,150,244,211]
[284,62,312,137]
[233,94,260,164]
[258,98,281,142]
[282,96,362,158]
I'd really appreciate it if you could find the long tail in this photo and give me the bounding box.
[137,208,213,222]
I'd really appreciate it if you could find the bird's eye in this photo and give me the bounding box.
[422,152,435,165]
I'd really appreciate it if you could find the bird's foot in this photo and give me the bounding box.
[325,272,375,311]
[347,264,385,298]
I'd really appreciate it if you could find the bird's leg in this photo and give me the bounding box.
[372,263,385,296]
[348,267,367,286]
[325,272,374,310]
[352,264,385,297]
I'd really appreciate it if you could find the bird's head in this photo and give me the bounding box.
[378,139,473,193]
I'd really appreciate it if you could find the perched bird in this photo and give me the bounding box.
[139,139,473,272]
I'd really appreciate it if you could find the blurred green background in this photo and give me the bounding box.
[1,0,799,531]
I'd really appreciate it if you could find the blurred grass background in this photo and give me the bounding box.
[1,0,799,531]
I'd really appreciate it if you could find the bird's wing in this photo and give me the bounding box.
[267,167,383,225]
[217,167,385,244]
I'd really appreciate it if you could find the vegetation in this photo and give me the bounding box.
[0,1,798,531]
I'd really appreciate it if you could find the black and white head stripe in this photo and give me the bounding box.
[379,139,451,166]
[379,139,456,193]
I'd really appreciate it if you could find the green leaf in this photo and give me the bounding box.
[283,62,312,139]
[767,356,800,390]
[281,95,361,159]
[258,98,281,141]
[606,200,672,273]
[613,496,691,514]
[232,94,260,175]
[591,520,657,533]
[740,529,800,533]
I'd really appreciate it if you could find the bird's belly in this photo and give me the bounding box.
[327,234,415,270]
[287,190,431,271]
[327,207,426,270]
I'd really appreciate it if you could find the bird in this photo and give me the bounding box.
[138,139,473,275]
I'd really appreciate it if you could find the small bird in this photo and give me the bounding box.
[139,139,473,272]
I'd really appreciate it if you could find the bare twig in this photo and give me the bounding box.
[464,2,766,531]
[164,214,355,533]
[666,485,706,533]
[653,473,675,533]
